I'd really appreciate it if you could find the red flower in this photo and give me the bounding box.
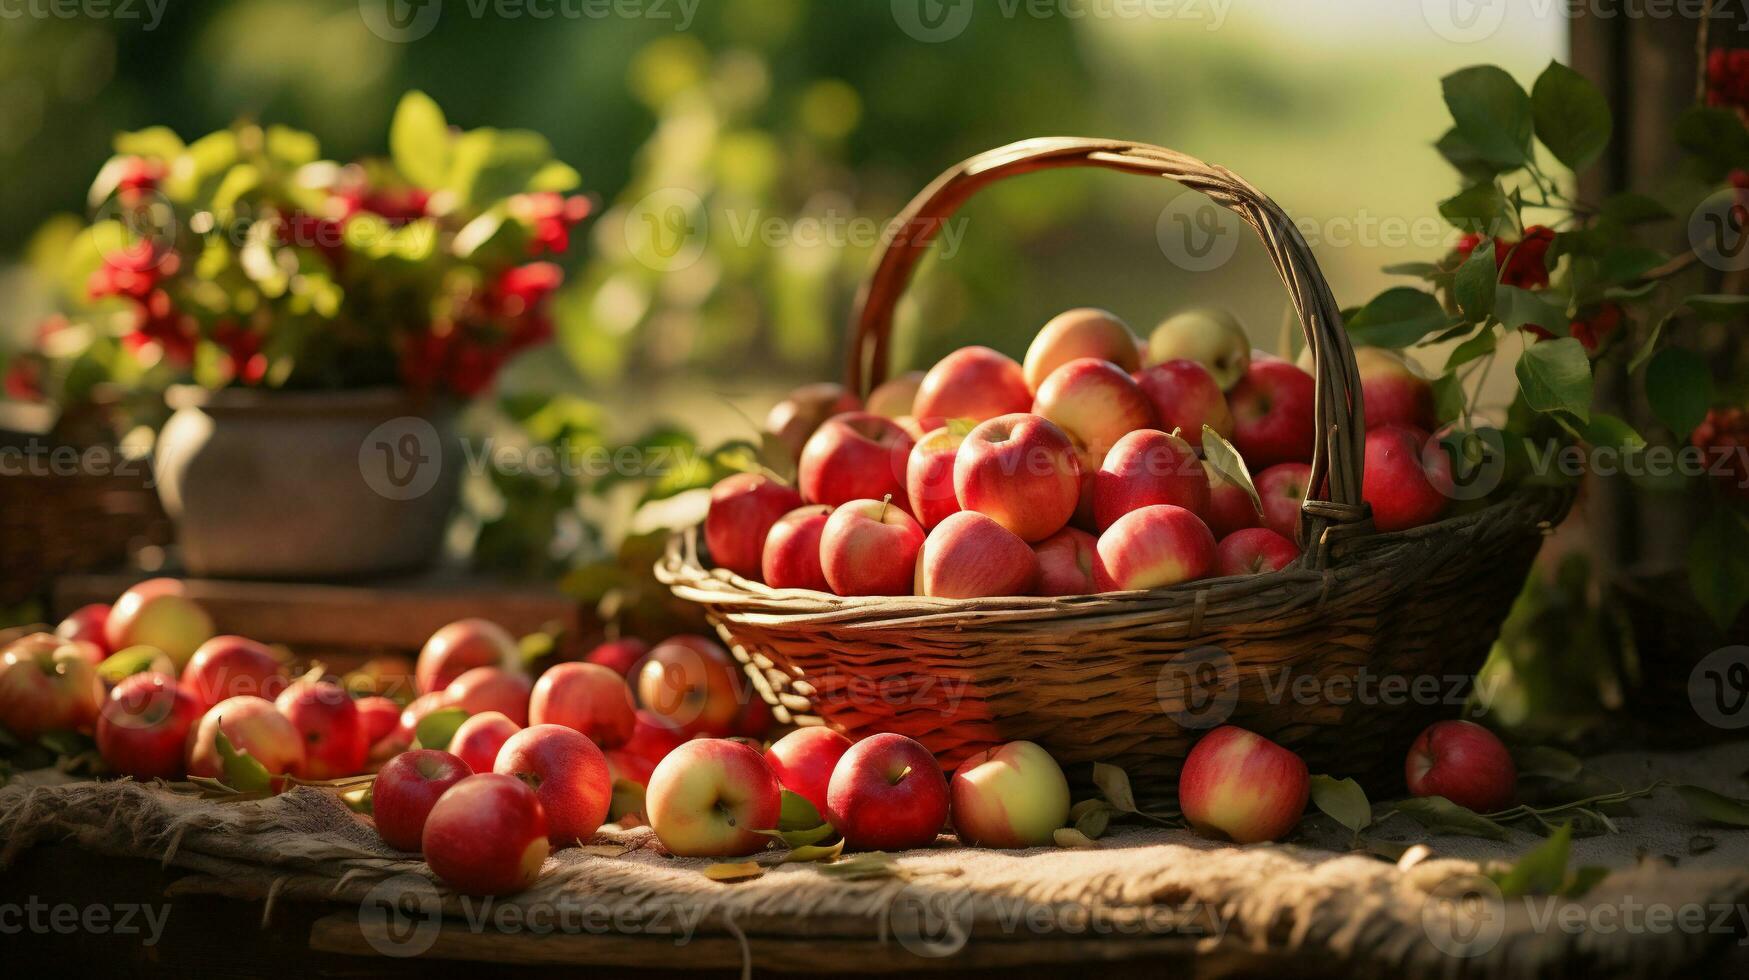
[1708,48,1749,112]
[212,321,266,385]
[445,341,507,397]
[399,329,451,391]
[1455,232,1486,259]
[87,239,178,302]
[1569,302,1624,354]
[336,186,431,227]
[490,262,564,319]
[125,290,196,365]
[1454,226,1554,289]
[5,357,43,402]
[1693,407,1749,499]
[512,192,592,256]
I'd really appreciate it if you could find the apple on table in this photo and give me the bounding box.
[96,672,203,780]
[494,724,614,848]
[635,635,748,737]
[181,635,288,711]
[422,772,550,895]
[106,579,215,669]
[826,732,949,851]
[373,748,473,852]
[1405,720,1515,813]
[186,695,306,788]
[646,738,783,857]
[1177,725,1309,844]
[415,618,524,696]
[764,727,854,817]
[951,740,1071,848]
[530,661,636,747]
[276,679,368,779]
[0,633,105,739]
[449,710,522,775]
[444,665,533,727]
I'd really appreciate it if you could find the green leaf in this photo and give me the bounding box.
[1436,128,1505,184]
[390,91,452,190]
[214,727,274,794]
[1598,192,1670,224]
[1674,785,1749,827]
[1576,413,1644,452]
[1445,327,1498,372]
[778,790,824,832]
[1531,62,1612,172]
[96,645,170,684]
[1596,246,1667,286]
[1454,240,1498,323]
[1309,775,1372,834]
[448,128,553,206]
[1439,183,1512,233]
[413,707,469,752]
[782,839,846,864]
[1515,338,1593,422]
[1443,66,1534,169]
[1513,745,1584,782]
[1092,762,1138,813]
[1490,822,1573,896]
[1644,347,1711,440]
[1201,427,1262,520]
[113,126,185,161]
[1675,106,1749,180]
[1493,286,1566,333]
[1071,799,1114,839]
[529,160,582,193]
[1383,261,1442,278]
[1347,288,1459,349]
[1690,509,1749,630]
[1391,796,1510,840]
[265,126,320,167]
[1684,294,1749,321]
[1053,828,1101,848]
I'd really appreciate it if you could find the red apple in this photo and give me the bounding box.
[1093,428,1209,531]
[0,634,105,738]
[394,691,450,746]
[416,618,523,696]
[607,710,688,787]
[797,412,914,509]
[374,748,473,852]
[1178,725,1309,843]
[95,673,202,780]
[954,413,1081,542]
[866,371,925,418]
[1302,345,1438,432]
[494,723,613,847]
[766,382,862,462]
[529,662,636,747]
[356,695,401,748]
[912,346,1032,429]
[276,680,367,779]
[1228,359,1317,468]
[1204,462,1261,539]
[760,504,833,592]
[1134,359,1234,448]
[1363,424,1450,532]
[826,732,949,850]
[1093,504,1216,592]
[646,738,783,857]
[764,727,854,817]
[731,691,772,740]
[445,666,533,727]
[422,772,550,894]
[106,579,215,669]
[905,425,967,530]
[181,635,287,711]
[819,498,926,596]
[1145,309,1251,389]
[1214,528,1301,576]
[55,603,112,656]
[1023,308,1140,392]
[450,711,522,776]
[705,472,804,580]
[1405,720,1516,813]
[950,740,1071,848]
[914,511,1039,599]
[1032,526,1098,596]
[186,695,305,785]
[635,635,747,737]
[1032,357,1157,464]
[1255,462,1312,541]
[584,637,649,677]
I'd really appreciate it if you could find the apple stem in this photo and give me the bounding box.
[879,494,892,522]
[891,764,912,786]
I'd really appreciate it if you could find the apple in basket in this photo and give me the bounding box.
[1227,359,1317,468]
[276,679,368,779]
[915,511,1039,599]
[827,732,950,851]
[187,695,305,787]
[635,635,747,737]
[1405,720,1516,813]
[646,738,782,857]
[1032,357,1158,466]
[865,370,925,419]
[764,727,854,817]
[374,748,473,852]
[449,710,522,775]
[54,603,112,656]
[951,740,1072,848]
[494,724,613,847]
[1134,359,1234,449]
[96,672,203,780]
[415,618,524,696]
[761,504,834,592]
[1204,462,1261,539]
[1023,308,1141,392]
[819,498,926,597]
[584,637,650,677]
[1214,528,1301,576]
[1362,424,1451,532]
[1297,345,1437,432]
[445,665,533,727]
[798,412,914,510]
[530,662,636,747]
[954,413,1083,543]
[0,633,105,739]
[1178,725,1310,844]
[705,472,803,580]
[1093,504,1217,591]
[181,635,288,711]
[105,579,215,669]
[1032,526,1098,596]
[422,772,550,895]
[1145,309,1251,390]
[1093,428,1210,531]
[1255,462,1313,541]
[905,426,968,531]
[765,382,861,462]
[912,345,1033,430]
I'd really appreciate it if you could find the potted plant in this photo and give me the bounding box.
[6,92,591,579]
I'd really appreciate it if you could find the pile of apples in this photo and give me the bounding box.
[715,308,1451,597]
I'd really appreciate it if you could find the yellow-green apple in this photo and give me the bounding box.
[105,579,214,669]
[766,382,862,462]
[826,732,949,850]
[529,662,635,746]
[422,772,549,894]
[1363,424,1450,532]
[1093,428,1209,530]
[1032,526,1097,596]
[355,695,401,747]
[1204,462,1261,539]
[373,748,473,852]
[494,723,613,847]
[181,635,287,710]
[584,638,648,677]
[1134,359,1233,448]
[1177,725,1309,843]
[55,603,112,656]
[954,413,1082,542]
[912,346,1032,429]
[0,634,105,738]
[415,618,523,695]
[1298,345,1437,432]
[95,672,202,780]
[761,504,833,592]
[186,695,305,786]
[866,371,925,418]
[1022,308,1140,392]
[1405,720,1516,812]
[950,740,1071,848]
[646,738,783,857]
[1255,462,1312,541]
[705,472,804,580]
[450,710,522,775]
[1032,357,1157,466]
[606,710,687,788]
[635,635,746,736]
[1093,504,1216,591]
[797,412,914,509]
[764,727,853,816]
[905,425,967,530]
[819,498,926,596]
[276,679,368,779]
[1228,360,1317,467]
[446,665,532,726]
[915,511,1039,598]
[1146,309,1250,389]
[1214,528,1301,576]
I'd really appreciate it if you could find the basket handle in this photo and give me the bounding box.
[844,137,1370,561]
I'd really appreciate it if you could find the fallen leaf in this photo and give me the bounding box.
[704,862,765,882]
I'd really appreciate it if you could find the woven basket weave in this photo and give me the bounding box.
[657,138,1571,806]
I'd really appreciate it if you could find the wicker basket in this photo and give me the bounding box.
[657,138,1572,806]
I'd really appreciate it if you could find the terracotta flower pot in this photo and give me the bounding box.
[154,386,461,579]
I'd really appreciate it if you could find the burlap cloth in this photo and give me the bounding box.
[3,742,1748,977]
